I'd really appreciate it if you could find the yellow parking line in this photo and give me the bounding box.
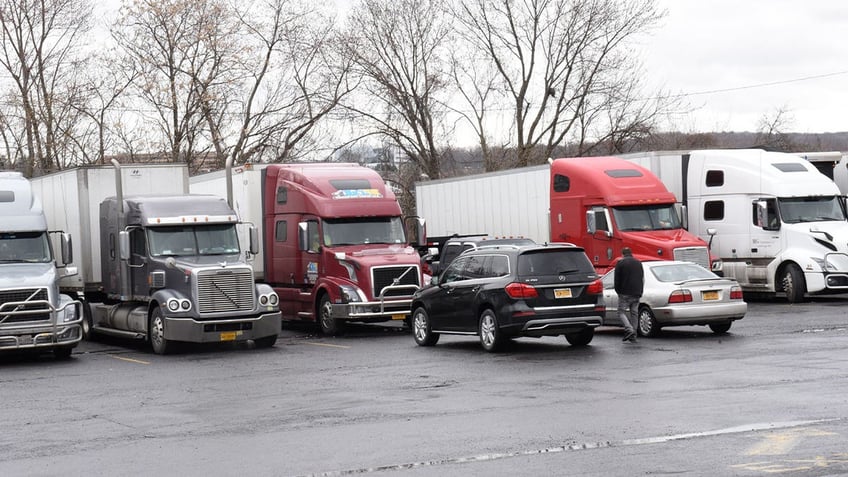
[110,355,151,365]
[304,342,350,349]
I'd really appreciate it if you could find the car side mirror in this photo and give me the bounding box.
[430,275,440,286]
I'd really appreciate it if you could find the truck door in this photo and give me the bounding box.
[298,218,322,286]
[129,228,150,300]
[585,207,614,269]
[751,198,781,258]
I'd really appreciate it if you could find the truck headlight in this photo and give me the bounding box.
[268,293,279,306]
[63,303,78,323]
[167,299,180,312]
[340,284,363,303]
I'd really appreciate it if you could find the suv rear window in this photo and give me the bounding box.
[517,249,593,276]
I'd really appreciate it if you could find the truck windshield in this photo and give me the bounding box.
[323,217,406,246]
[612,204,681,231]
[148,224,240,257]
[778,196,846,223]
[0,231,52,263]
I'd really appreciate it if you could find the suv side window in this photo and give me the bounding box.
[485,255,510,277]
[465,255,487,279]
[442,256,470,284]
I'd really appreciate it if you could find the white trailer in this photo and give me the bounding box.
[415,165,550,243]
[621,149,848,301]
[30,164,188,291]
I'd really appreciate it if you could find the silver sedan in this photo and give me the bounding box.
[601,260,747,336]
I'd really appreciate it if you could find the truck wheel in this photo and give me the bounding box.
[53,346,73,360]
[80,299,94,341]
[709,322,732,334]
[412,307,439,346]
[479,309,503,352]
[318,295,342,336]
[253,334,278,348]
[565,328,594,347]
[149,307,174,355]
[638,306,660,337]
[780,263,806,303]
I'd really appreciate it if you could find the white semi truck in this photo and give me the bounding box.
[621,149,848,302]
[0,172,81,359]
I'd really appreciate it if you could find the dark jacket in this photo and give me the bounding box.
[614,256,644,297]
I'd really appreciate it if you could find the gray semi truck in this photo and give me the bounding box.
[31,161,281,354]
[0,172,81,359]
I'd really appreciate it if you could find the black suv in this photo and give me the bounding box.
[411,243,604,352]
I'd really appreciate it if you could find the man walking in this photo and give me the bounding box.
[614,247,643,343]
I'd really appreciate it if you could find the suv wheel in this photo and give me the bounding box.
[565,328,594,347]
[412,307,439,346]
[479,309,503,352]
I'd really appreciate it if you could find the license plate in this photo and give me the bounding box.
[220,331,238,341]
[391,314,406,320]
[702,290,719,301]
[554,288,573,299]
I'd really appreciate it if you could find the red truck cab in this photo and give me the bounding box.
[549,157,715,274]
[262,163,424,335]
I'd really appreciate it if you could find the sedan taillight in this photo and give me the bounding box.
[730,285,743,300]
[505,282,539,299]
[586,278,603,295]
[668,289,692,304]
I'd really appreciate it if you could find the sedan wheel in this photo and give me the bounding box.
[565,328,594,347]
[412,307,439,346]
[709,322,732,334]
[479,309,503,352]
[638,306,660,337]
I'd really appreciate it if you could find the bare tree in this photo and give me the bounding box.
[0,0,93,175]
[454,0,666,167]
[343,0,452,180]
[755,106,795,152]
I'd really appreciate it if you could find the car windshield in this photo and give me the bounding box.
[517,249,593,276]
[778,196,846,223]
[650,263,716,282]
[612,204,681,231]
[148,224,240,257]
[0,231,52,263]
[323,217,406,246]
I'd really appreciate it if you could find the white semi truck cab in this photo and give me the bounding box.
[0,172,81,359]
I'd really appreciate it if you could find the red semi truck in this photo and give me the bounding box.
[416,156,720,274]
[191,163,426,335]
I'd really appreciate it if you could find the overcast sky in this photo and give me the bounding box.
[642,0,848,134]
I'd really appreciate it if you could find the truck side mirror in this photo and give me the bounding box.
[119,230,131,261]
[680,204,689,230]
[755,201,768,228]
[60,233,73,265]
[585,211,596,234]
[405,216,426,247]
[298,222,308,252]
[249,226,259,255]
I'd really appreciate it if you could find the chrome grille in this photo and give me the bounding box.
[0,288,51,323]
[673,247,710,269]
[196,269,255,314]
[372,265,420,298]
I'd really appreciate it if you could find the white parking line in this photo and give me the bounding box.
[299,419,841,477]
[109,355,151,365]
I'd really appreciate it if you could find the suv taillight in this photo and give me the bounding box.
[668,289,692,304]
[505,282,538,299]
[586,278,603,295]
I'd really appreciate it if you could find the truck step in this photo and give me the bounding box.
[92,325,146,340]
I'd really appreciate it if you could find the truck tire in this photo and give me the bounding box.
[780,263,806,303]
[318,295,342,336]
[80,299,94,341]
[53,346,73,360]
[149,307,174,355]
[253,334,278,348]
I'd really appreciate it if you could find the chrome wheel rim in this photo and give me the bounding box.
[413,311,428,342]
[320,301,333,330]
[783,272,793,295]
[480,314,496,347]
[151,315,164,349]
[638,309,652,335]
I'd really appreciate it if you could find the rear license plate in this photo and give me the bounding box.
[220,331,238,341]
[554,288,573,299]
[702,290,719,301]
[391,314,406,320]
